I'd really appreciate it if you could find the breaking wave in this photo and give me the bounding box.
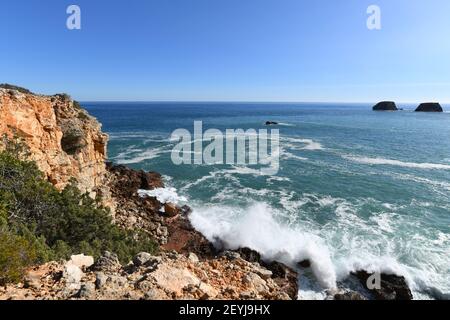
[189,202,337,289]
[188,196,450,299]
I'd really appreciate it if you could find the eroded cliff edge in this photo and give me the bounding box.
[0,86,299,300]
[0,87,111,206]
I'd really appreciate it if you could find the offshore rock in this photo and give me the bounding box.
[415,102,443,112]
[372,101,398,111]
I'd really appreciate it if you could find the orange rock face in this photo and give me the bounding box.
[0,88,110,202]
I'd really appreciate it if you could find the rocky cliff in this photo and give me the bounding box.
[0,85,299,300]
[0,86,110,203]
[0,85,413,301]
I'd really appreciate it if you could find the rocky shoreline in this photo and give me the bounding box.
[0,157,413,301]
[0,85,414,300]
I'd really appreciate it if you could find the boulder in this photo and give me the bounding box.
[334,291,367,300]
[298,259,311,268]
[133,252,161,268]
[353,270,413,300]
[372,101,398,111]
[92,251,121,273]
[253,267,273,280]
[23,272,41,290]
[106,164,164,198]
[219,251,241,260]
[164,203,181,217]
[77,283,95,298]
[187,252,200,263]
[133,252,153,267]
[63,264,83,290]
[68,254,94,269]
[180,205,193,215]
[234,247,298,299]
[95,272,109,289]
[147,264,201,296]
[415,103,443,112]
[236,247,261,263]
[242,272,269,294]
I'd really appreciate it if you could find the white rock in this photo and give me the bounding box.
[68,254,94,269]
[63,264,84,290]
[243,272,269,294]
[255,267,273,280]
[188,252,199,263]
[149,264,200,295]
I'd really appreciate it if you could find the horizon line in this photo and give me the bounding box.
[79,100,450,105]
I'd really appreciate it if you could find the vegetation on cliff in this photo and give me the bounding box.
[0,83,33,95]
[0,136,157,285]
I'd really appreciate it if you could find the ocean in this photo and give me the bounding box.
[84,102,450,300]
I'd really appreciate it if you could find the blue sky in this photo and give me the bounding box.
[2,0,450,102]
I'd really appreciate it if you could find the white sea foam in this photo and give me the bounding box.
[280,147,309,161]
[343,155,450,170]
[189,202,337,289]
[267,176,291,183]
[115,146,169,164]
[283,137,324,151]
[390,173,450,192]
[370,212,396,233]
[138,187,187,204]
[189,192,450,298]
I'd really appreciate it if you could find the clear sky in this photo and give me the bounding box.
[2,0,450,102]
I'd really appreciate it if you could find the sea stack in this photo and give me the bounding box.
[415,103,443,112]
[372,101,398,111]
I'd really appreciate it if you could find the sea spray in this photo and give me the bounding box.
[189,202,337,289]
[138,187,187,204]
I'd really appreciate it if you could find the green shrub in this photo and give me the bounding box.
[77,111,89,120]
[73,101,83,110]
[0,136,157,284]
[0,230,38,285]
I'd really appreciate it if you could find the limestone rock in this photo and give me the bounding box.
[132,252,161,269]
[0,87,111,207]
[243,272,269,294]
[187,252,199,263]
[77,283,95,298]
[133,252,153,267]
[63,264,83,290]
[68,254,94,269]
[148,264,200,296]
[95,272,109,290]
[92,251,121,273]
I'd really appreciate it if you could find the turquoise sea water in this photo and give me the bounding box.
[85,102,450,299]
